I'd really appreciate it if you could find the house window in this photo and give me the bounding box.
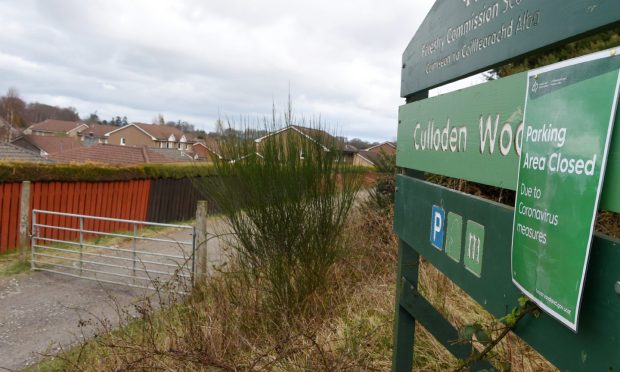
[120,137,126,145]
[300,150,305,160]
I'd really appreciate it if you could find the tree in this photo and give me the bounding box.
[0,88,26,128]
[347,137,378,150]
[493,25,620,77]
[84,112,100,124]
[153,114,165,125]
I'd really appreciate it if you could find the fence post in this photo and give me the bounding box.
[19,181,31,261]
[195,200,208,280]
[79,217,84,276]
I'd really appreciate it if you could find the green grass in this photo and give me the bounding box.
[0,254,30,276]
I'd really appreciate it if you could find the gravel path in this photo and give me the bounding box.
[0,221,227,371]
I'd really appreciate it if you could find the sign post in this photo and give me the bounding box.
[511,51,620,331]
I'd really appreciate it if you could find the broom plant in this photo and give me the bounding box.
[201,108,362,319]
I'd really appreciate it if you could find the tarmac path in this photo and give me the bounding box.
[0,220,227,371]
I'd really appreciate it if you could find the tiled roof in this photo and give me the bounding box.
[18,135,83,154]
[342,144,358,153]
[27,119,86,133]
[366,141,396,153]
[0,142,50,162]
[200,137,222,155]
[255,125,360,154]
[356,150,382,166]
[48,144,191,165]
[81,124,119,138]
[255,125,348,151]
[149,148,196,162]
[134,123,186,140]
[184,133,203,142]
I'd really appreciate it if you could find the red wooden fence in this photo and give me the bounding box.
[0,183,21,253]
[28,180,151,244]
[0,177,211,254]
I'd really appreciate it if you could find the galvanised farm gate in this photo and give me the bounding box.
[392,1,620,370]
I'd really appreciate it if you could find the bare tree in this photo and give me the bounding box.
[0,87,26,129]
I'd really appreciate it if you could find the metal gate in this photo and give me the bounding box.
[31,209,195,293]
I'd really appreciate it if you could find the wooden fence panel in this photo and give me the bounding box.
[146,177,217,223]
[7,183,20,250]
[0,177,198,254]
[0,183,21,253]
[25,180,152,248]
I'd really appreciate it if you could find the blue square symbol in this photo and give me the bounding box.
[430,205,445,250]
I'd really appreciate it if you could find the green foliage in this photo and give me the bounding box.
[0,162,215,183]
[366,151,396,210]
[0,258,30,276]
[200,113,362,320]
[495,26,620,77]
[455,297,538,371]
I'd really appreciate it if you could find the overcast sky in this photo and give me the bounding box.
[0,0,437,141]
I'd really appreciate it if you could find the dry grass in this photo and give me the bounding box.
[418,261,556,371]
[30,197,579,371]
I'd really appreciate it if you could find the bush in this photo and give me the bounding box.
[200,113,362,319]
[366,151,396,210]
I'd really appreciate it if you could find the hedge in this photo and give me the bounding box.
[0,162,216,183]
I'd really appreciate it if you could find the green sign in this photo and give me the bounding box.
[464,220,485,277]
[396,66,620,213]
[511,52,620,331]
[397,73,525,189]
[445,212,463,262]
[401,0,620,97]
[394,174,620,370]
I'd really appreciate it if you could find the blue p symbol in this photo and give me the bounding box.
[430,205,445,250]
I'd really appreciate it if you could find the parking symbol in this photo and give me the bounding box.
[430,205,445,250]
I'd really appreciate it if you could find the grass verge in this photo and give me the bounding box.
[0,253,30,276]
[28,201,560,371]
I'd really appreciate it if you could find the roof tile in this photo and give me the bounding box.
[0,142,50,162]
[17,135,83,154]
[28,119,86,133]
[48,144,193,165]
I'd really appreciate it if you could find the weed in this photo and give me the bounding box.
[0,257,30,276]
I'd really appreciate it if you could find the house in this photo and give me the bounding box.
[254,125,358,163]
[11,134,83,158]
[148,148,200,162]
[191,137,222,162]
[106,123,194,150]
[48,144,194,165]
[0,142,51,162]
[366,141,396,156]
[78,124,118,146]
[353,142,396,168]
[0,116,21,142]
[23,119,88,137]
[353,150,382,168]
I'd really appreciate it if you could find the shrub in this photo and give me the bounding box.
[200,112,362,320]
[366,151,396,210]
